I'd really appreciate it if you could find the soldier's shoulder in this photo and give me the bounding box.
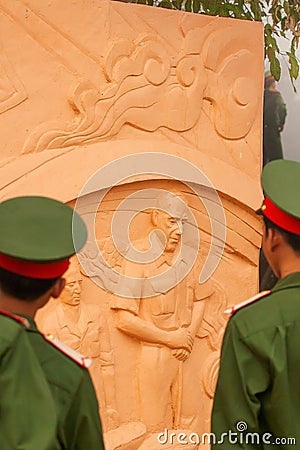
[0,311,31,347]
[42,334,92,370]
[225,290,272,316]
[0,310,30,328]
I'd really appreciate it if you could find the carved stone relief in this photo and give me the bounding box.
[0,0,263,179]
[0,1,263,449]
[37,258,119,431]
[0,44,27,114]
[36,178,261,450]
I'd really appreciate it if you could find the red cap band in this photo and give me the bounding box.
[0,253,70,279]
[261,197,300,235]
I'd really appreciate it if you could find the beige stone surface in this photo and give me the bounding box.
[0,0,264,448]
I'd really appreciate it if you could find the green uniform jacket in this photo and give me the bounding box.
[22,315,105,450]
[263,89,287,166]
[211,273,300,449]
[0,313,59,450]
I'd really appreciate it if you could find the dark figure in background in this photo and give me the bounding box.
[263,72,287,166]
[260,72,286,289]
[259,248,277,290]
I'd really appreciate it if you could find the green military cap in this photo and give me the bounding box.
[257,160,300,235]
[0,196,87,279]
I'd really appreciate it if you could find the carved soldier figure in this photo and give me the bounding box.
[110,192,216,432]
[38,258,119,431]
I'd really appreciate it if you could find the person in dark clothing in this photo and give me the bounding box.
[263,73,287,166]
[260,72,287,289]
[259,247,277,290]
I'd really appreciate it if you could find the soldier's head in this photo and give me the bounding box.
[0,268,63,302]
[264,72,276,90]
[151,191,188,253]
[257,160,300,278]
[0,196,87,309]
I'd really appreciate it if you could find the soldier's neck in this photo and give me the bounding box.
[0,290,48,319]
[276,255,300,280]
[278,265,300,280]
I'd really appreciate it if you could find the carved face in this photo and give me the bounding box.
[153,201,189,254]
[155,211,183,253]
[152,194,188,253]
[60,265,83,306]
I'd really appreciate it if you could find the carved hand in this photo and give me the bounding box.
[106,408,120,430]
[172,348,191,362]
[167,329,194,352]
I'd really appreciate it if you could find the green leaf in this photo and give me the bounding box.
[250,0,262,21]
[289,53,299,79]
[266,46,275,60]
[193,0,200,13]
[219,5,228,16]
[283,1,290,14]
[265,34,274,46]
[270,56,281,81]
[264,23,273,35]
[230,4,243,18]
[208,0,217,15]
[159,0,173,8]
[185,0,192,11]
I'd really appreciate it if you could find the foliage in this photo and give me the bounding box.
[127,0,300,87]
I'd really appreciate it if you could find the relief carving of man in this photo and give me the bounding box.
[110,192,215,432]
[38,259,119,431]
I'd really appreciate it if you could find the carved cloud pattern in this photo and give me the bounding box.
[22,24,260,153]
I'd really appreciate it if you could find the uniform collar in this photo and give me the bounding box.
[272,272,300,293]
[16,313,38,331]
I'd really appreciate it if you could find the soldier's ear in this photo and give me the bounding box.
[51,278,66,298]
[268,227,284,252]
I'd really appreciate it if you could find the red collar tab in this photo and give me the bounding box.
[261,197,300,235]
[0,253,70,279]
[0,309,29,328]
[224,290,271,315]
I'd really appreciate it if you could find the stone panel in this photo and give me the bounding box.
[0,1,264,448]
